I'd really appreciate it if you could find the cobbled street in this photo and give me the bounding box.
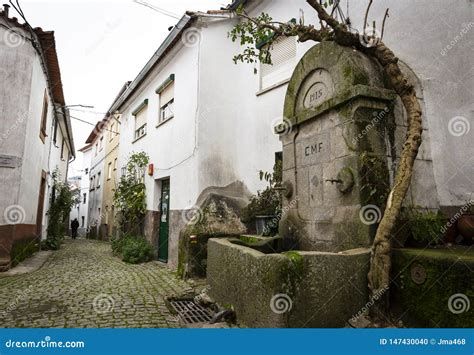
[0,239,194,328]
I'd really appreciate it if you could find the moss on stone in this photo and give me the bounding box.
[391,248,474,327]
[283,250,304,276]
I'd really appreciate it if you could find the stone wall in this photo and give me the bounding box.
[391,248,474,328]
[207,238,370,327]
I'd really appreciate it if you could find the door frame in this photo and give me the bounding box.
[157,178,170,262]
[35,170,47,237]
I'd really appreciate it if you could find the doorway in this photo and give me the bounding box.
[35,171,47,237]
[158,179,170,262]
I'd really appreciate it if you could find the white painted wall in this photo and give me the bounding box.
[88,133,106,227]
[118,42,200,212]
[79,146,92,230]
[0,19,72,237]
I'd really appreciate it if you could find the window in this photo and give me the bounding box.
[110,123,115,141]
[85,168,89,175]
[95,143,98,156]
[90,176,95,191]
[133,99,148,141]
[81,216,85,227]
[60,138,65,159]
[107,162,112,180]
[160,99,174,123]
[259,36,296,91]
[113,158,117,171]
[39,89,48,142]
[157,76,174,124]
[53,118,58,144]
[99,136,104,151]
[83,193,87,204]
[97,172,101,188]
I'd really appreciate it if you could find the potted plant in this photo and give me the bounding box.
[241,161,282,236]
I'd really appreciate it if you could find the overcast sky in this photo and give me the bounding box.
[18,0,226,176]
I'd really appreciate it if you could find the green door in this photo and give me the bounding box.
[158,179,170,262]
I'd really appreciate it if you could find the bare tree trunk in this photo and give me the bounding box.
[306,0,423,319]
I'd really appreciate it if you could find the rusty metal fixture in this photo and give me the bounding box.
[274,180,293,199]
[410,263,427,285]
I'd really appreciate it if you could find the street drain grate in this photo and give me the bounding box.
[169,299,214,324]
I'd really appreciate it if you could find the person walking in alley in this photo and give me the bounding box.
[71,218,80,240]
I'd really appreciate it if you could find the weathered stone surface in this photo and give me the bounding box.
[391,247,474,328]
[207,238,370,328]
[279,42,397,251]
[177,182,249,279]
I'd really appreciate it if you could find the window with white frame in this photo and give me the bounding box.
[156,75,175,124]
[107,162,112,180]
[110,122,115,141]
[97,172,101,188]
[133,99,148,141]
[259,36,297,91]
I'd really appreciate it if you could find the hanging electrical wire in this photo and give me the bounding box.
[132,0,181,20]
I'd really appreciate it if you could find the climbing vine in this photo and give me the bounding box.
[113,152,149,234]
[45,169,79,250]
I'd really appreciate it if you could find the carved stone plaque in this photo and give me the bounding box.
[0,155,21,168]
[296,133,330,167]
[304,82,329,108]
[296,68,334,113]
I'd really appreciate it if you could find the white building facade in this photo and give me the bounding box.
[108,0,471,268]
[0,4,74,270]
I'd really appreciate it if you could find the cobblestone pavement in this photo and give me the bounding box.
[0,239,194,328]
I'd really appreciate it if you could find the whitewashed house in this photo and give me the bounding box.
[85,121,107,238]
[109,0,471,269]
[0,4,74,270]
[69,143,93,236]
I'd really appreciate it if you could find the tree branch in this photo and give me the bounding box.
[364,0,374,28]
[381,9,389,40]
